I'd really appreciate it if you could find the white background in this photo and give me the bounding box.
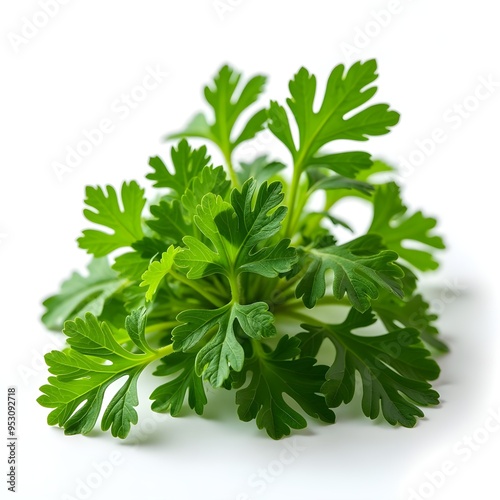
[1,1,499,499]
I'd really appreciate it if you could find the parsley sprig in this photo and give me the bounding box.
[39,60,446,440]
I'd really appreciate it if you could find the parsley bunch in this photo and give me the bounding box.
[38,60,446,440]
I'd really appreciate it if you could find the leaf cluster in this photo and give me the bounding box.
[39,60,446,440]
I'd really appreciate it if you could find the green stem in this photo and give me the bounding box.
[112,324,176,357]
[145,321,179,334]
[284,163,303,237]
[274,295,350,316]
[223,147,239,188]
[228,273,240,303]
[290,183,320,233]
[273,297,304,312]
[149,343,174,361]
[170,269,225,308]
[316,295,351,307]
[283,310,324,327]
[237,274,246,304]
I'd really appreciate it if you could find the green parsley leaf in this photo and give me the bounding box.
[173,302,276,387]
[368,182,445,271]
[140,245,181,301]
[306,151,373,178]
[296,235,404,311]
[37,309,172,438]
[181,165,231,216]
[112,251,150,281]
[169,65,267,155]
[176,180,297,280]
[324,159,395,208]
[298,309,440,427]
[147,140,211,196]
[268,60,399,169]
[147,199,192,244]
[147,161,231,244]
[78,181,146,257]
[374,292,449,352]
[42,258,126,331]
[236,156,286,185]
[233,335,336,439]
[150,351,207,416]
[306,171,374,196]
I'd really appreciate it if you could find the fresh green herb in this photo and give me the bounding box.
[38,60,446,440]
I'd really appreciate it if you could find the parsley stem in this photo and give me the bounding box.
[150,343,174,361]
[316,296,351,306]
[285,310,324,327]
[284,164,302,237]
[170,269,225,308]
[272,293,300,311]
[228,273,240,303]
[145,321,179,334]
[223,148,240,188]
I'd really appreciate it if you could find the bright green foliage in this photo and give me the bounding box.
[147,199,193,244]
[307,173,374,196]
[147,139,211,196]
[39,60,446,441]
[306,151,373,178]
[169,66,267,152]
[169,65,268,185]
[296,236,404,310]
[78,181,146,256]
[37,309,172,438]
[176,180,297,281]
[268,60,399,167]
[173,301,276,387]
[140,245,181,301]
[182,165,231,215]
